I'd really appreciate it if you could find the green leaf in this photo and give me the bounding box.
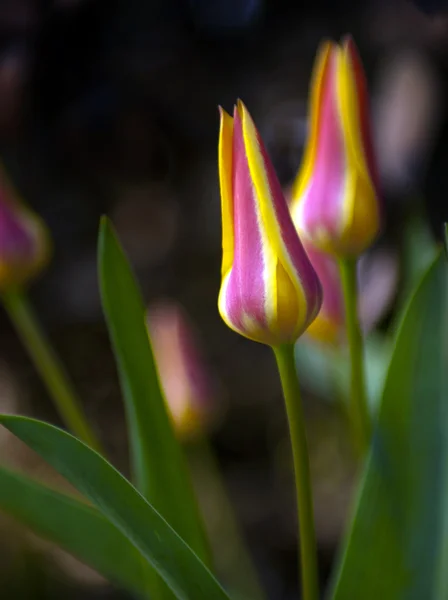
[0,416,230,600]
[331,251,448,599]
[98,217,210,566]
[0,466,146,594]
[396,213,438,324]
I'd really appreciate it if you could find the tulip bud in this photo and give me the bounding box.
[303,243,344,345]
[299,243,397,346]
[0,166,50,290]
[218,100,322,346]
[291,36,381,258]
[147,302,219,441]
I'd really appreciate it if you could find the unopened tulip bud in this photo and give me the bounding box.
[0,166,50,290]
[218,100,322,346]
[147,302,219,441]
[301,244,397,346]
[303,243,345,345]
[291,37,381,258]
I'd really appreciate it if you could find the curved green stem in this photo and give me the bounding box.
[1,288,103,454]
[338,258,371,455]
[273,344,319,600]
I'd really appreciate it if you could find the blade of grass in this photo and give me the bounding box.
[98,217,211,573]
[0,466,147,594]
[331,252,448,599]
[0,416,230,600]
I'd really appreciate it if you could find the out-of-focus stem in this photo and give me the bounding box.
[338,258,371,455]
[1,288,103,454]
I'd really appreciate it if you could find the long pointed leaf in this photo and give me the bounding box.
[331,252,448,599]
[0,416,230,600]
[98,217,210,568]
[0,466,146,594]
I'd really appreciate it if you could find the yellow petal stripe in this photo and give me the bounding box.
[218,108,235,279]
[336,48,379,252]
[292,42,332,202]
[239,101,309,338]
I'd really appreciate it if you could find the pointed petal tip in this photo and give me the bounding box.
[232,101,244,130]
[306,40,335,115]
[342,34,360,60]
[311,40,335,86]
[341,33,354,45]
[235,98,250,121]
[234,101,240,120]
[235,99,258,134]
[316,39,335,59]
[218,105,232,120]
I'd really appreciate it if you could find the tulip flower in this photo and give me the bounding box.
[147,302,219,441]
[218,100,322,346]
[0,166,50,291]
[303,245,398,346]
[303,243,345,345]
[217,101,322,599]
[290,37,381,258]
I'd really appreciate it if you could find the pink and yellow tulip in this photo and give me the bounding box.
[218,101,322,346]
[303,243,345,345]
[300,244,397,346]
[291,37,381,258]
[147,302,219,440]
[0,166,50,290]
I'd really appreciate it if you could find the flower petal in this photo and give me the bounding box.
[342,36,380,195]
[303,243,344,345]
[291,37,381,258]
[218,104,269,341]
[292,41,332,202]
[292,47,349,252]
[0,166,50,290]
[239,101,322,335]
[218,107,235,278]
[218,102,322,345]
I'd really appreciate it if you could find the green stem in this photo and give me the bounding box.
[190,434,265,600]
[1,288,103,454]
[338,258,371,455]
[273,344,319,600]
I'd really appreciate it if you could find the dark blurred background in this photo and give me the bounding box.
[0,0,448,598]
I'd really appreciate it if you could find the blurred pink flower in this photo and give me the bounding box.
[147,301,221,441]
[0,165,50,290]
[285,187,397,345]
[302,243,345,345]
[291,37,381,258]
